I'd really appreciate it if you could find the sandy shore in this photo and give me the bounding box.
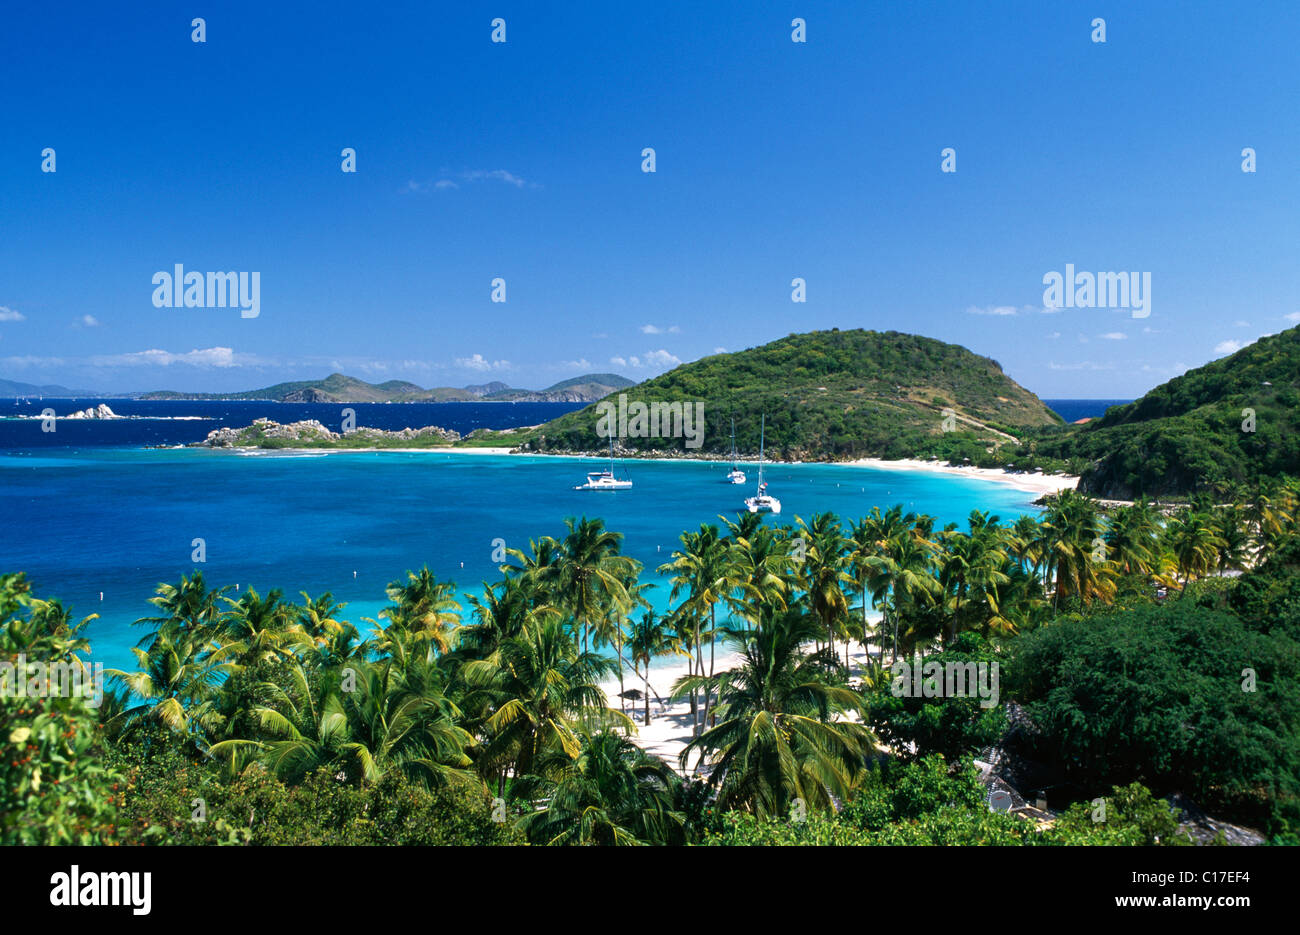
[201,444,1078,496]
[601,621,884,772]
[844,457,1078,496]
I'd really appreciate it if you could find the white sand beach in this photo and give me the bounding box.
[602,621,885,772]
[845,457,1078,496]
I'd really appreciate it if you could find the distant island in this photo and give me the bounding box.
[56,323,1299,501]
[140,372,634,404]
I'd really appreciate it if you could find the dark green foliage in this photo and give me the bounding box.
[868,633,1007,761]
[1008,602,1300,834]
[109,737,521,845]
[705,755,1189,845]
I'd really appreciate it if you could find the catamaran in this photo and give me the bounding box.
[743,415,781,513]
[725,418,746,484]
[574,430,633,491]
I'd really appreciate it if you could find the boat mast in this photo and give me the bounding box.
[757,414,765,490]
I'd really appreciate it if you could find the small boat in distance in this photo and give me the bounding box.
[575,429,633,491]
[725,418,746,485]
[743,415,781,514]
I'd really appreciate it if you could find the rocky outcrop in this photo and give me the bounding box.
[194,417,460,448]
[65,404,119,419]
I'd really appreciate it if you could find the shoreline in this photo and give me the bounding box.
[190,444,1078,495]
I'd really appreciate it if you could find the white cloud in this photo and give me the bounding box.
[1285,311,1300,323]
[968,303,1058,317]
[1045,332,1061,340]
[1234,320,1250,327]
[77,315,99,327]
[91,347,239,368]
[462,169,527,188]
[415,170,530,192]
[0,306,25,322]
[640,324,681,335]
[610,349,681,371]
[1214,339,1247,354]
[713,346,727,354]
[1099,332,1127,340]
[560,358,593,370]
[455,353,510,372]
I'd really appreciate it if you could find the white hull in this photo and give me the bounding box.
[575,475,632,491]
[725,470,746,484]
[744,495,781,514]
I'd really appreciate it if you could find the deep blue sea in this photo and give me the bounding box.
[1044,399,1131,422]
[0,397,582,448]
[0,397,1110,672]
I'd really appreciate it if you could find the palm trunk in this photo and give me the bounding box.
[694,616,705,736]
[702,606,716,731]
[615,629,627,717]
[643,664,651,726]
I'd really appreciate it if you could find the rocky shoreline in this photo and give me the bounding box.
[193,417,462,448]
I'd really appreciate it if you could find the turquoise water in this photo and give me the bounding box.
[0,448,1044,671]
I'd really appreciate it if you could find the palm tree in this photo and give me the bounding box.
[847,514,885,661]
[658,524,739,736]
[380,567,461,657]
[552,517,637,653]
[1210,506,1252,574]
[298,592,361,668]
[1104,499,1162,577]
[460,617,628,790]
[209,658,476,788]
[1165,510,1226,596]
[675,611,874,818]
[795,512,853,663]
[869,527,939,664]
[135,572,228,648]
[626,610,677,725]
[512,730,686,845]
[938,513,1011,646]
[459,577,559,660]
[1040,490,1116,607]
[722,520,793,631]
[106,626,231,742]
[219,586,304,669]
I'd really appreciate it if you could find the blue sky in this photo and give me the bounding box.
[1,0,1297,397]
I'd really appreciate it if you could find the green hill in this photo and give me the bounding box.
[521,329,1059,460]
[1034,326,1300,498]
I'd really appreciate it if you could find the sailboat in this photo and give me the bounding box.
[574,429,633,490]
[724,418,746,484]
[743,415,781,514]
